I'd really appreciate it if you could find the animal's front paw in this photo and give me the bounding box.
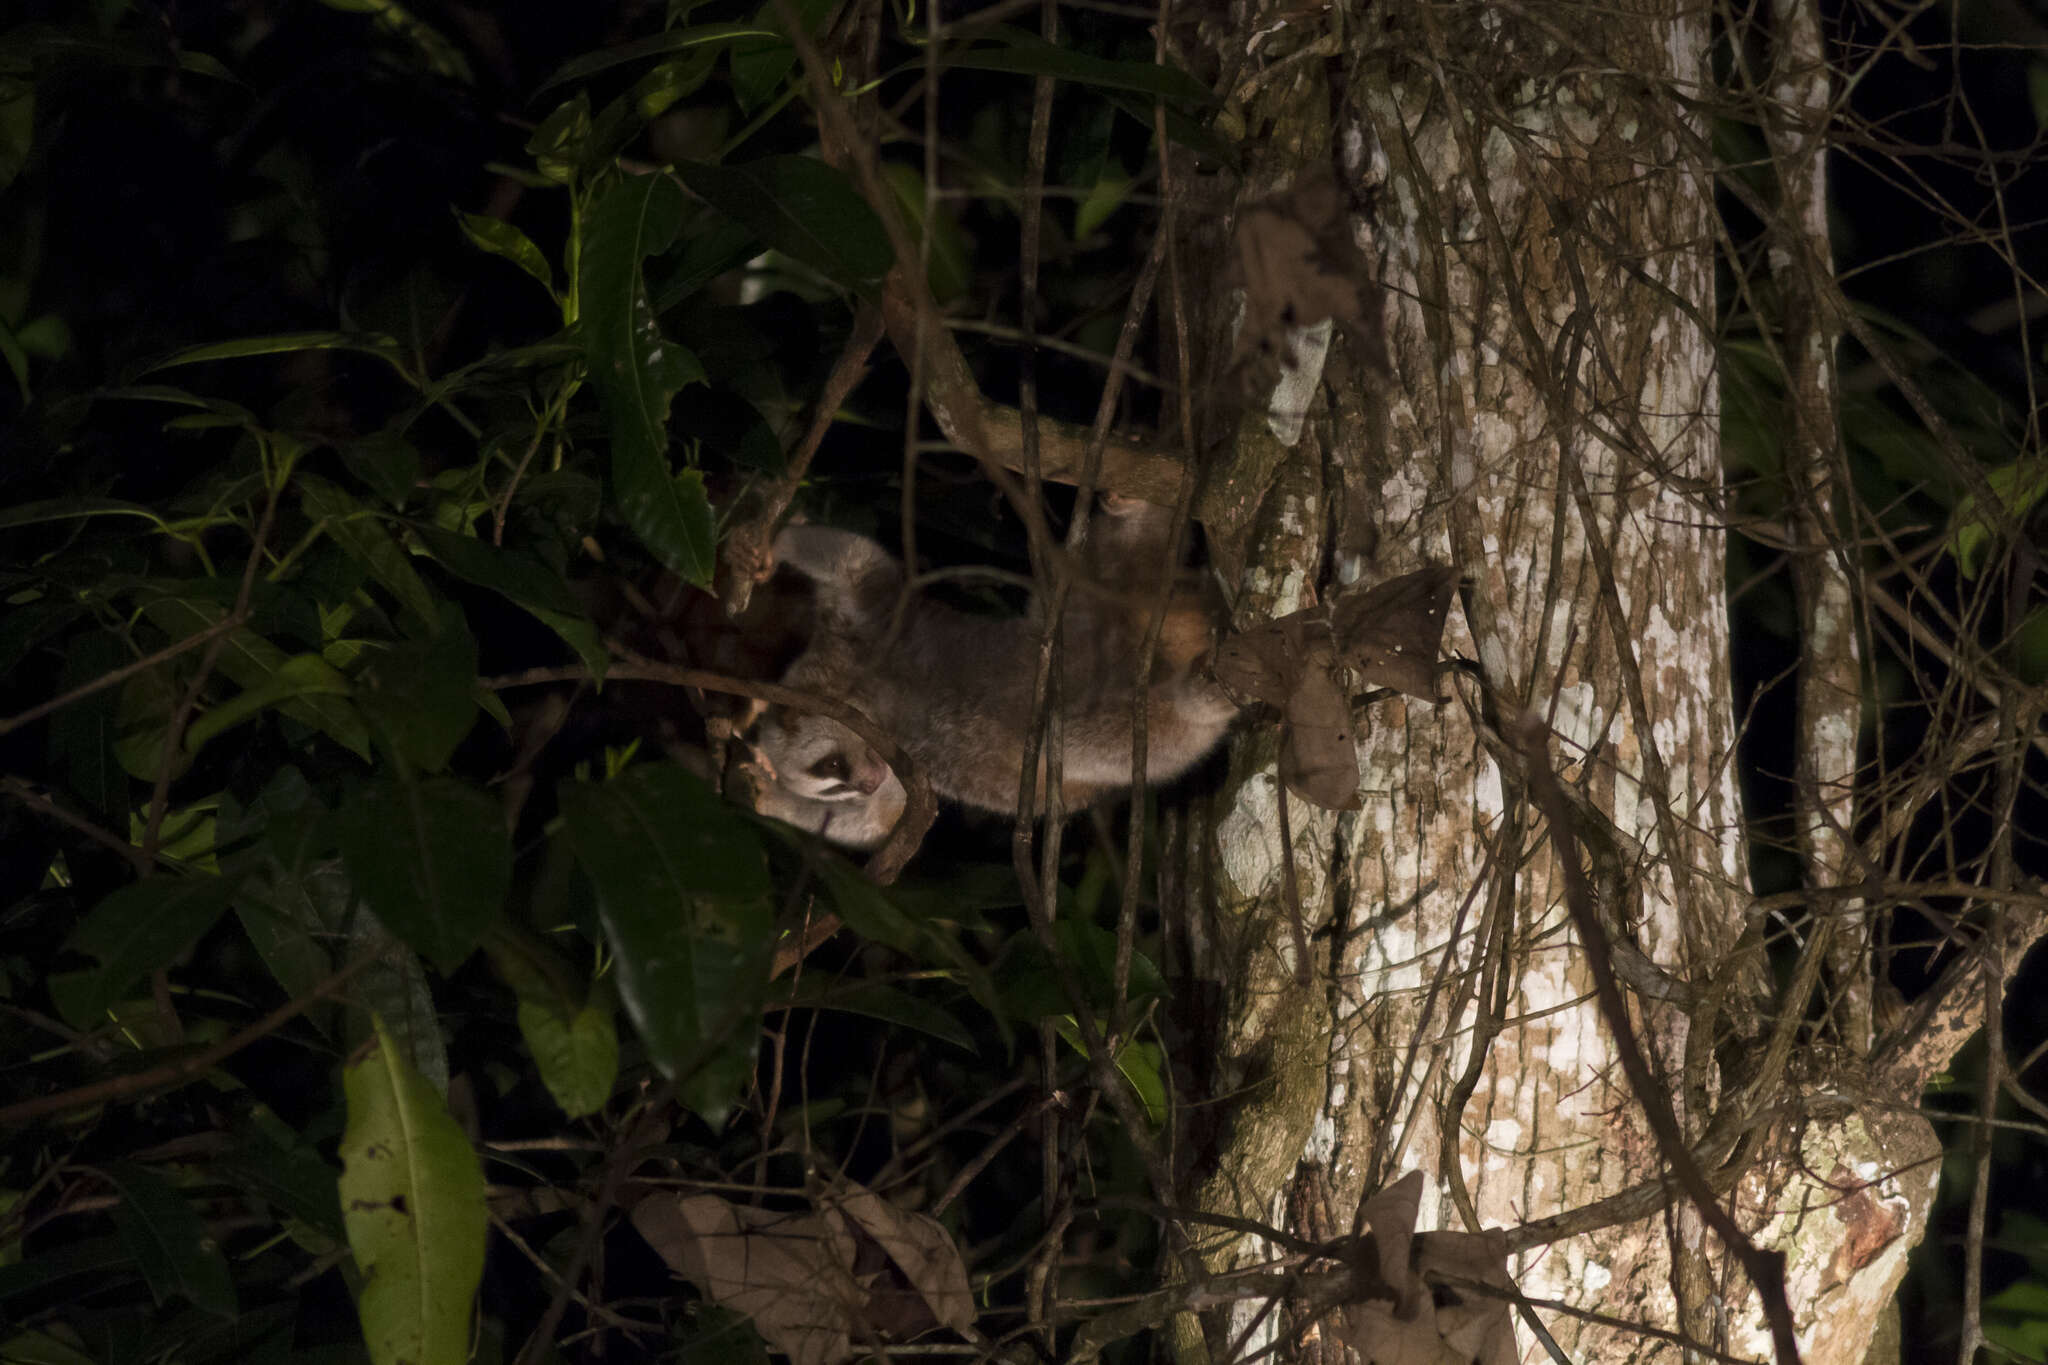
[726,522,778,584]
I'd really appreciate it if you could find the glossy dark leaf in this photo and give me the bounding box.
[412,525,607,679]
[103,1162,238,1317]
[580,173,716,586]
[536,23,776,93]
[138,594,373,759]
[944,33,1213,104]
[335,777,509,972]
[354,603,480,774]
[771,978,974,1053]
[559,763,772,1125]
[340,431,423,509]
[298,473,439,628]
[47,632,127,820]
[730,0,832,112]
[672,156,892,288]
[53,875,238,1029]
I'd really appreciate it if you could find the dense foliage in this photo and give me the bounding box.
[3,0,2047,1362]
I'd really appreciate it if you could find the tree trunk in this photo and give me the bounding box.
[1172,0,1939,1359]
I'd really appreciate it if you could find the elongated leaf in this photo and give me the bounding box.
[1052,1020,1166,1125]
[52,875,238,1028]
[145,330,410,383]
[299,473,439,628]
[139,595,373,759]
[338,1017,487,1365]
[580,173,715,586]
[0,497,169,532]
[341,431,423,509]
[335,777,508,971]
[537,22,778,92]
[455,210,554,293]
[216,1110,347,1242]
[103,1162,237,1317]
[559,763,772,1125]
[47,633,127,820]
[730,0,833,112]
[945,33,1213,103]
[412,524,607,679]
[354,604,480,773]
[184,652,353,755]
[770,979,974,1052]
[673,156,892,288]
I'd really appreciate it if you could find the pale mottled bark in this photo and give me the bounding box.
[1172,0,1938,1359]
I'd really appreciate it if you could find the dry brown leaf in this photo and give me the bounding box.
[1280,659,1361,810]
[1214,566,1456,810]
[1229,166,1387,377]
[1329,1174,1519,1365]
[830,1183,975,1338]
[631,1194,861,1365]
[1330,565,1457,700]
[631,1184,975,1365]
[1414,1230,1518,1365]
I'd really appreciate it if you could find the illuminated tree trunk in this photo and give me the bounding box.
[1173,0,1938,1359]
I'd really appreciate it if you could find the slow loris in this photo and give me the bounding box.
[749,495,1240,847]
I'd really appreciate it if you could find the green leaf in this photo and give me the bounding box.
[455,210,554,293]
[354,605,480,773]
[220,770,345,1014]
[317,0,474,82]
[0,1237,133,1308]
[1074,157,1133,239]
[1052,1019,1166,1125]
[52,875,238,1029]
[338,1016,488,1365]
[771,979,974,1052]
[139,594,373,759]
[102,1162,238,1317]
[145,331,411,384]
[946,33,1214,103]
[299,473,440,628]
[0,496,170,533]
[341,431,423,509]
[411,524,607,678]
[215,1110,348,1242]
[335,777,509,972]
[730,0,833,112]
[996,918,1166,1021]
[0,1328,101,1365]
[184,652,354,755]
[488,932,621,1118]
[580,173,716,586]
[673,156,893,288]
[648,215,761,313]
[559,763,772,1125]
[1951,458,2048,578]
[527,94,592,184]
[881,163,969,303]
[47,632,128,821]
[1104,91,1240,169]
[536,23,779,93]
[517,987,620,1119]
[2012,604,2048,686]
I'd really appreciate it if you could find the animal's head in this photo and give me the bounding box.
[755,710,895,804]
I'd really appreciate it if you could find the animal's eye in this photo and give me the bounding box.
[809,754,850,782]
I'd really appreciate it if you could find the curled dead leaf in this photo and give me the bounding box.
[1214,566,1457,809]
[1229,165,1388,378]
[630,1183,974,1365]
